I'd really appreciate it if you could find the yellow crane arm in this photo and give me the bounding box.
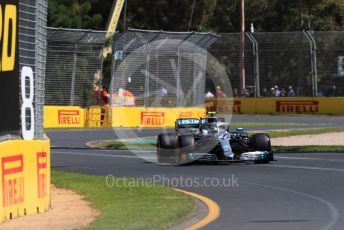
[102,0,125,57]
[106,0,126,38]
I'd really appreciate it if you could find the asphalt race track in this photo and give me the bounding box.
[49,115,344,230]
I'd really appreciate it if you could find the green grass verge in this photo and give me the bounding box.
[102,141,156,150]
[51,170,194,230]
[267,127,344,138]
[225,113,341,117]
[46,122,311,131]
[99,127,344,152]
[103,141,344,153]
[273,146,344,153]
[230,122,311,127]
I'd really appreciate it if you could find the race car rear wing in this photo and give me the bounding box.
[175,118,202,132]
[176,118,201,128]
[175,116,227,133]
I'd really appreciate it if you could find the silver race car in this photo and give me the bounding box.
[157,113,273,165]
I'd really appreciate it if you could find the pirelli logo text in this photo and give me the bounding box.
[276,101,319,113]
[2,155,24,207]
[58,110,80,125]
[206,101,241,114]
[179,112,193,119]
[141,112,165,126]
[37,152,47,199]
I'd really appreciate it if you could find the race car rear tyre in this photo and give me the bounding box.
[176,135,194,165]
[157,134,177,164]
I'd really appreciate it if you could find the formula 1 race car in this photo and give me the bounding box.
[157,113,273,165]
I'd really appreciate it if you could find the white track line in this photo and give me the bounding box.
[52,148,155,153]
[242,181,340,230]
[275,156,344,162]
[52,151,156,160]
[262,164,344,172]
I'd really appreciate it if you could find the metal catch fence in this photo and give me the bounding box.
[19,0,48,139]
[45,28,107,106]
[209,31,344,97]
[312,31,344,96]
[45,29,344,109]
[110,29,218,108]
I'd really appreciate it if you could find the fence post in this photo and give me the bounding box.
[192,37,203,106]
[176,45,182,107]
[176,33,193,107]
[144,33,161,107]
[144,41,150,107]
[309,31,318,97]
[304,31,318,97]
[98,54,104,105]
[193,46,201,106]
[70,43,78,106]
[135,32,150,107]
[70,30,92,106]
[194,35,213,105]
[246,32,260,97]
[35,0,48,139]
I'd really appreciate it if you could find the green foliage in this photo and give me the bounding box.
[48,0,344,32]
[118,0,217,31]
[48,0,103,29]
[208,0,344,32]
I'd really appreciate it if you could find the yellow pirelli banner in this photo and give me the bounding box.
[0,139,50,222]
[112,107,206,127]
[205,97,344,115]
[44,106,86,128]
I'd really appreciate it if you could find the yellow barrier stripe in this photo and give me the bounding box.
[173,188,220,230]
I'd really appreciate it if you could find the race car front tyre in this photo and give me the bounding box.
[250,133,271,151]
[176,135,194,165]
[251,133,273,163]
[157,134,177,164]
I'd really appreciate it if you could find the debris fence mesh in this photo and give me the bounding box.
[44,29,344,109]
